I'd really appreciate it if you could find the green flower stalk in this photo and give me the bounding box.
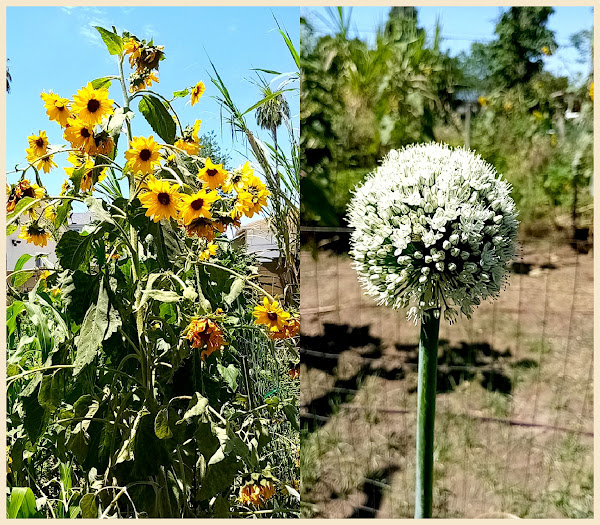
[347,143,519,518]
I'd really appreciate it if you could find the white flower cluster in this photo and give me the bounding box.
[347,143,519,323]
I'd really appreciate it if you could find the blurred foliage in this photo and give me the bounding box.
[301,6,593,236]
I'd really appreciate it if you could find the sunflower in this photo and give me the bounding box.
[27,130,49,160]
[198,157,228,190]
[60,180,71,196]
[129,71,159,93]
[65,154,106,192]
[253,297,291,332]
[64,118,96,153]
[199,243,218,261]
[185,318,225,360]
[224,161,253,193]
[287,363,300,379]
[190,81,205,106]
[123,37,141,68]
[41,92,71,127]
[270,318,300,341]
[44,206,56,221]
[37,155,57,174]
[180,189,220,225]
[19,224,51,247]
[139,176,182,222]
[174,138,200,156]
[184,217,217,240]
[72,83,114,126]
[91,134,114,157]
[125,136,162,175]
[237,480,276,508]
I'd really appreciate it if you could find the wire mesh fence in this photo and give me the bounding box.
[300,227,593,519]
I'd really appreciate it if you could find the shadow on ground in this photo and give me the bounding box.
[301,323,527,432]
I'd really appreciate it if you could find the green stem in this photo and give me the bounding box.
[414,308,440,519]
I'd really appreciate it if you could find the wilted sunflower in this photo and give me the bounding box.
[72,83,114,126]
[224,161,253,193]
[184,217,217,240]
[91,134,114,157]
[37,155,57,174]
[125,136,162,175]
[185,318,225,360]
[123,37,142,68]
[270,318,300,341]
[199,242,218,261]
[235,175,270,218]
[19,224,51,247]
[237,480,276,508]
[129,71,159,93]
[64,118,96,153]
[27,130,49,160]
[190,81,205,106]
[7,179,44,212]
[253,297,291,332]
[198,157,227,190]
[41,92,71,127]
[139,176,182,222]
[180,189,220,225]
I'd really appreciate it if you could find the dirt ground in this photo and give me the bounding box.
[300,238,593,518]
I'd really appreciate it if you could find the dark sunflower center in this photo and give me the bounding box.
[80,128,91,138]
[35,138,44,147]
[87,99,101,113]
[191,198,204,211]
[157,192,170,206]
[57,104,65,111]
[206,168,218,177]
[22,188,35,198]
[267,312,278,321]
[139,149,152,161]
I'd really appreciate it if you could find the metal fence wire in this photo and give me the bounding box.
[299,227,593,519]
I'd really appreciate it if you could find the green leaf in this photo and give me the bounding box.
[280,29,300,69]
[242,88,294,117]
[62,271,100,325]
[197,452,240,501]
[223,277,244,306]
[13,253,32,273]
[141,289,181,304]
[22,386,48,444]
[55,230,95,270]
[73,282,110,375]
[80,493,98,519]
[94,26,123,56]
[172,88,189,99]
[12,270,34,288]
[91,77,113,90]
[8,487,38,518]
[54,198,72,229]
[154,407,173,440]
[138,95,176,144]
[38,370,65,411]
[7,301,25,336]
[217,363,239,391]
[282,403,300,431]
[178,392,209,424]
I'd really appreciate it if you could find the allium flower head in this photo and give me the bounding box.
[347,143,518,323]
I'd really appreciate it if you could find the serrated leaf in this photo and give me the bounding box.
[94,26,123,56]
[73,282,110,375]
[54,198,72,229]
[80,493,98,519]
[172,88,189,99]
[91,77,113,90]
[217,363,239,391]
[154,407,173,439]
[55,230,94,270]
[138,95,176,144]
[223,277,244,306]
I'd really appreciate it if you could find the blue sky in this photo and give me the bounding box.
[7,6,299,212]
[301,6,593,82]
